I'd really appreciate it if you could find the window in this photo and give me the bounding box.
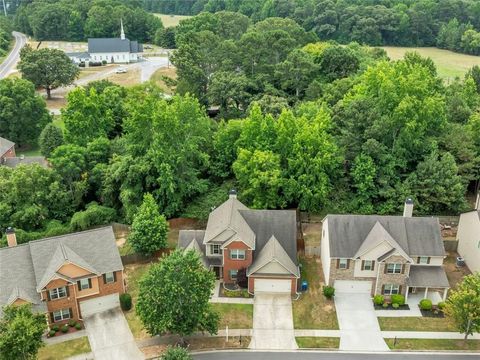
[210,244,222,255]
[338,258,349,269]
[386,263,402,274]
[362,260,374,271]
[383,284,400,295]
[230,249,246,260]
[53,309,70,322]
[104,272,115,284]
[49,286,67,300]
[229,269,238,280]
[77,278,91,291]
[417,256,430,264]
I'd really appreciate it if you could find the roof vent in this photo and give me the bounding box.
[403,198,414,217]
[229,189,237,199]
[5,227,17,247]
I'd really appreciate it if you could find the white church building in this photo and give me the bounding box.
[67,21,143,64]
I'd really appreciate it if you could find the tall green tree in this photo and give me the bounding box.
[18,46,79,99]
[128,193,169,256]
[0,305,47,360]
[39,124,64,157]
[0,78,51,147]
[136,250,219,344]
[445,273,480,340]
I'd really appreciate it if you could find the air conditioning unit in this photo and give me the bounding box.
[456,257,465,267]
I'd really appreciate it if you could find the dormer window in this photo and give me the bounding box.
[210,244,222,255]
[417,256,430,264]
[77,278,92,291]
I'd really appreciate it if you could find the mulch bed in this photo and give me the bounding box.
[374,304,410,310]
[420,309,445,318]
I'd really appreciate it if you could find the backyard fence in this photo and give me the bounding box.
[121,249,172,266]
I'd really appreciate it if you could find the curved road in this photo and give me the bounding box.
[0,31,27,79]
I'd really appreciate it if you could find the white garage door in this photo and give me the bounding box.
[80,293,120,317]
[335,280,372,294]
[254,278,291,293]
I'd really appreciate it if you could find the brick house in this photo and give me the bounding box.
[321,199,450,304]
[0,136,48,168]
[0,136,16,161]
[178,191,300,295]
[0,227,124,327]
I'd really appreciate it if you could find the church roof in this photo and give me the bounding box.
[88,38,142,54]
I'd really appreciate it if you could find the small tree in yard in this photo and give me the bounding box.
[39,123,64,157]
[128,193,169,256]
[136,250,219,345]
[445,273,480,340]
[161,346,192,360]
[18,46,79,99]
[0,304,48,360]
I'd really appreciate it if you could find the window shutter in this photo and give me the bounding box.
[103,274,107,284]
[69,308,73,318]
[65,286,69,297]
[77,281,81,291]
[371,261,375,270]
[417,257,420,264]
[399,285,403,294]
[401,264,405,274]
[384,264,388,274]
[381,285,385,294]
[346,259,350,269]
[113,272,117,282]
[361,260,365,270]
[47,290,51,301]
[50,312,54,324]
[427,257,430,264]
[88,278,92,288]
[336,259,340,269]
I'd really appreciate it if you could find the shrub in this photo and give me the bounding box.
[70,202,117,231]
[120,293,132,311]
[89,61,102,67]
[392,303,400,309]
[39,123,64,157]
[161,346,191,360]
[382,302,389,308]
[48,330,56,337]
[323,286,335,299]
[75,323,82,330]
[391,294,405,306]
[419,298,432,311]
[51,325,59,332]
[68,319,76,327]
[373,295,384,305]
[224,289,249,298]
[236,268,248,288]
[101,60,107,65]
[437,301,446,310]
[61,325,69,333]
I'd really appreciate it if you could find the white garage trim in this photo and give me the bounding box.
[335,280,372,294]
[254,278,291,293]
[80,293,120,318]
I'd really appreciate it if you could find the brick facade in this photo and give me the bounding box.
[223,241,252,283]
[0,146,15,160]
[44,270,124,326]
[328,259,377,294]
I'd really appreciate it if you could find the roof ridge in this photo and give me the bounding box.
[24,226,114,246]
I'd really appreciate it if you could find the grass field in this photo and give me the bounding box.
[385,338,480,351]
[381,46,480,81]
[150,66,177,94]
[295,337,340,349]
[154,13,191,27]
[38,337,91,360]
[378,316,457,332]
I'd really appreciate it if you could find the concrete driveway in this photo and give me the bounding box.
[83,308,143,360]
[334,292,389,351]
[249,293,297,350]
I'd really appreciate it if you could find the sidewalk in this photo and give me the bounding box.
[44,330,87,345]
[209,281,254,305]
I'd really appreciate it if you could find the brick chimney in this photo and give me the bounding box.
[229,189,237,199]
[403,198,414,217]
[6,227,17,247]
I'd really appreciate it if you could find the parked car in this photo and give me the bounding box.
[116,67,127,74]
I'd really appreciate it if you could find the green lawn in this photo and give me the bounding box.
[385,338,480,351]
[378,316,457,332]
[293,257,339,329]
[212,303,253,329]
[38,337,91,360]
[381,46,480,80]
[16,145,41,157]
[154,13,192,28]
[295,337,340,349]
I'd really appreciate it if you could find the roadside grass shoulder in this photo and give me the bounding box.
[38,337,90,360]
[211,303,253,329]
[378,316,457,332]
[295,337,340,349]
[385,338,480,351]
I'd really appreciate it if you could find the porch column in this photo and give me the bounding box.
[405,286,409,303]
[443,288,448,301]
[424,287,428,299]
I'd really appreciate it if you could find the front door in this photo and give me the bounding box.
[213,266,222,279]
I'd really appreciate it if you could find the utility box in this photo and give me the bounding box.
[301,280,308,292]
[456,257,465,267]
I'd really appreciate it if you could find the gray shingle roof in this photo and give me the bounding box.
[408,265,449,287]
[0,137,14,157]
[66,52,91,59]
[3,156,48,168]
[239,209,297,265]
[0,226,123,315]
[325,215,445,258]
[88,38,142,54]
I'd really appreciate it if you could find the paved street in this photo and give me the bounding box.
[192,351,480,360]
[335,291,389,351]
[0,31,27,79]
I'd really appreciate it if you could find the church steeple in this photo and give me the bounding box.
[120,19,125,40]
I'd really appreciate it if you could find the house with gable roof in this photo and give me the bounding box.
[178,190,300,294]
[321,198,450,304]
[0,227,124,326]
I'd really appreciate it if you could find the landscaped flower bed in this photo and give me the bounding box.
[373,294,409,310]
[47,320,83,337]
[220,287,251,298]
[374,303,410,310]
[418,299,446,318]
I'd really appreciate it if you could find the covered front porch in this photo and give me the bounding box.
[406,265,450,305]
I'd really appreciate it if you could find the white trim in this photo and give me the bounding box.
[248,258,300,278]
[38,260,99,291]
[221,236,253,250]
[380,251,413,264]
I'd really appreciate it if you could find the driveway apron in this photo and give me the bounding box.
[334,292,389,351]
[249,293,297,350]
[83,308,144,360]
